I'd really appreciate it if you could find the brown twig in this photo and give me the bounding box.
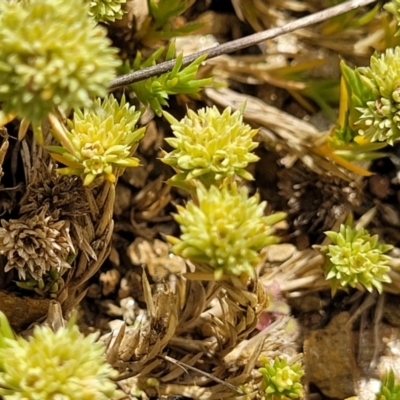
[108,0,378,90]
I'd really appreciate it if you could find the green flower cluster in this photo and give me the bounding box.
[0,313,118,400]
[259,357,304,400]
[376,369,400,400]
[87,0,127,22]
[322,224,393,293]
[48,94,145,186]
[162,106,259,187]
[168,184,286,279]
[357,48,400,144]
[385,0,400,36]
[0,0,120,124]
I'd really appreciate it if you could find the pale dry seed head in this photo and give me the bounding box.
[0,211,72,281]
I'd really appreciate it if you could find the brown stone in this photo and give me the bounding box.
[0,291,50,331]
[304,312,357,398]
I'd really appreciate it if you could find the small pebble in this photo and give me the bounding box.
[265,244,296,262]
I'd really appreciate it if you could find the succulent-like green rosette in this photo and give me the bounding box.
[357,47,400,144]
[162,106,259,187]
[0,0,120,124]
[259,357,304,400]
[0,314,118,400]
[322,224,393,293]
[48,94,145,186]
[168,183,286,279]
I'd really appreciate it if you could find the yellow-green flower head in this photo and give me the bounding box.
[322,225,393,293]
[162,106,259,186]
[0,0,121,124]
[168,183,286,279]
[88,0,127,22]
[357,48,400,144]
[385,0,400,36]
[0,318,118,400]
[259,357,304,400]
[49,94,145,186]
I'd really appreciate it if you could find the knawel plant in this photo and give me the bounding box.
[326,6,400,168]
[0,312,119,400]
[167,183,286,280]
[258,357,304,400]
[321,223,393,294]
[0,0,120,141]
[162,105,286,279]
[323,60,387,171]
[356,47,400,144]
[48,94,145,186]
[162,105,259,189]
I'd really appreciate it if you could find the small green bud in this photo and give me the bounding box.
[0,316,119,400]
[162,106,259,186]
[87,0,127,22]
[376,369,400,400]
[168,183,286,279]
[259,357,304,400]
[322,224,393,293]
